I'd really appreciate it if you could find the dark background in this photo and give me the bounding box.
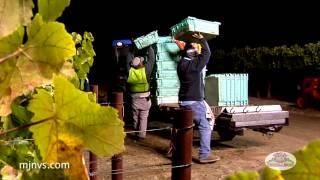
[60,1,320,85]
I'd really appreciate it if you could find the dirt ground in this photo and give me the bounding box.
[89,97,320,180]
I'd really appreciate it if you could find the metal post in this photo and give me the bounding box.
[90,85,99,102]
[89,85,98,180]
[172,109,193,180]
[111,92,123,180]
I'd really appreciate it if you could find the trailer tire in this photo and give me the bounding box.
[296,96,305,108]
[273,125,283,132]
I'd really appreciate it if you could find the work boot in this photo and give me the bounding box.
[198,154,220,164]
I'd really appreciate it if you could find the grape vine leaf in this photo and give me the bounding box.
[0,15,76,116]
[0,26,24,57]
[0,142,36,170]
[25,14,75,67]
[26,88,87,179]
[226,140,320,180]
[0,27,24,116]
[71,32,96,89]
[22,168,67,180]
[260,167,284,180]
[0,0,34,38]
[28,76,125,177]
[11,99,33,125]
[225,171,259,180]
[45,135,88,180]
[281,140,320,179]
[38,0,70,22]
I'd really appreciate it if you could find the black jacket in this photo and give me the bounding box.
[177,38,211,101]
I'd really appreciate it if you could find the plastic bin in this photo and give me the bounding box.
[134,31,159,49]
[156,52,180,61]
[156,78,180,88]
[205,74,248,106]
[170,16,221,42]
[157,36,175,43]
[156,61,178,71]
[153,96,179,105]
[156,69,178,79]
[155,43,180,54]
[156,88,179,96]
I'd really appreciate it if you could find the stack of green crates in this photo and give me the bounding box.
[205,74,249,106]
[151,36,181,105]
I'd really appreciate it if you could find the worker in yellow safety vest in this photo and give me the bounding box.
[127,46,155,140]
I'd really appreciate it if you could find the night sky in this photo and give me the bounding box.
[60,1,320,83]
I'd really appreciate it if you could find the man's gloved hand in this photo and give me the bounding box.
[192,32,204,39]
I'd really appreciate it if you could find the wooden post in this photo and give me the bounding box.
[111,92,123,180]
[89,85,98,180]
[172,109,193,180]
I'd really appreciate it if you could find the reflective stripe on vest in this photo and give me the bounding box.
[127,67,149,93]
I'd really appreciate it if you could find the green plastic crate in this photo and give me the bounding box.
[205,74,248,106]
[170,16,221,42]
[157,36,175,43]
[134,31,159,49]
[156,88,179,96]
[156,69,178,78]
[156,78,180,88]
[155,43,180,54]
[156,52,180,61]
[156,61,178,71]
[152,96,179,105]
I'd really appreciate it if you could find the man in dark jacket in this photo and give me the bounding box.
[127,46,155,140]
[177,33,220,163]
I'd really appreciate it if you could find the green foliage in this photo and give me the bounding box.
[70,32,96,90]
[21,168,66,180]
[0,26,24,57]
[0,27,24,116]
[0,0,124,179]
[225,139,320,180]
[11,98,33,125]
[28,75,125,160]
[38,0,71,22]
[281,140,320,179]
[260,167,283,180]
[0,140,66,180]
[0,0,34,38]
[25,14,75,66]
[212,42,320,73]
[0,14,76,116]
[304,42,320,67]
[225,171,259,180]
[0,141,38,170]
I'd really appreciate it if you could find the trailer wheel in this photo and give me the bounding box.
[217,129,236,141]
[273,125,283,132]
[296,96,305,108]
[296,95,311,109]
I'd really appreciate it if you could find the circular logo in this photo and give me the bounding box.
[265,151,296,170]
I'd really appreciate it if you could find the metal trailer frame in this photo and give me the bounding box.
[155,104,289,141]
